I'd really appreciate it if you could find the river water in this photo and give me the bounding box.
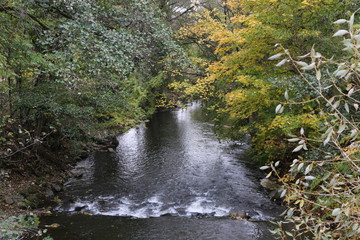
[41,102,283,239]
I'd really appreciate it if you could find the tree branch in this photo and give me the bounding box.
[0,4,49,30]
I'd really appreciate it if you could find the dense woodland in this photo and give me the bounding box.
[0,0,359,239]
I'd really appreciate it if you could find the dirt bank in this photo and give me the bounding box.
[0,136,118,221]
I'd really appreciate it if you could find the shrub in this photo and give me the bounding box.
[263,12,360,240]
[0,214,51,240]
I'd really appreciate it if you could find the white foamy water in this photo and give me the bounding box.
[63,194,232,219]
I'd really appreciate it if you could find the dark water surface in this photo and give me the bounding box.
[41,103,282,239]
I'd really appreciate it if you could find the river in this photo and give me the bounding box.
[41,102,283,239]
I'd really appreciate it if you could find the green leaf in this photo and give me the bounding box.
[304,176,315,181]
[301,62,315,70]
[333,30,349,37]
[297,162,304,171]
[300,128,304,135]
[268,53,283,60]
[333,19,347,24]
[349,14,355,28]
[332,208,341,216]
[288,138,300,142]
[335,70,348,78]
[286,208,294,218]
[295,61,308,67]
[337,124,346,134]
[304,164,313,175]
[275,59,288,67]
[316,70,321,80]
[352,223,359,231]
[275,104,282,113]
[292,145,303,152]
[284,90,289,100]
[333,100,340,109]
[348,88,354,97]
[354,104,359,111]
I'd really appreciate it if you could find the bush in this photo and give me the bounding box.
[263,13,360,240]
[0,214,52,240]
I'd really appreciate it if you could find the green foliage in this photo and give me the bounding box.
[0,0,191,164]
[0,213,52,240]
[252,113,323,163]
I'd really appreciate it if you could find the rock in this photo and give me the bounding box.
[108,148,115,153]
[21,185,41,196]
[45,189,54,198]
[191,212,215,218]
[4,196,14,205]
[237,210,248,219]
[17,201,28,209]
[110,137,119,148]
[230,211,250,220]
[73,172,83,179]
[160,213,176,217]
[80,152,88,159]
[74,205,87,211]
[191,213,204,218]
[52,184,62,192]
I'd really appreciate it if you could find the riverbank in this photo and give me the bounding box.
[0,135,119,222]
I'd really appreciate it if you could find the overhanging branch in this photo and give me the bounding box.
[0,3,50,30]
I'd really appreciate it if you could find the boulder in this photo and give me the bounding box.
[73,172,83,179]
[4,196,14,205]
[74,205,87,211]
[45,189,55,198]
[52,184,62,192]
[17,201,28,209]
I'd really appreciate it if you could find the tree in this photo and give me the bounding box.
[175,0,358,163]
[0,0,190,169]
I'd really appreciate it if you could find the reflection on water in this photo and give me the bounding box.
[44,102,282,240]
[41,214,274,240]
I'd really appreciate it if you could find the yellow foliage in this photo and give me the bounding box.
[176,0,347,163]
[224,78,272,119]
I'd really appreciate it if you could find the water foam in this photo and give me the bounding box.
[64,194,231,219]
